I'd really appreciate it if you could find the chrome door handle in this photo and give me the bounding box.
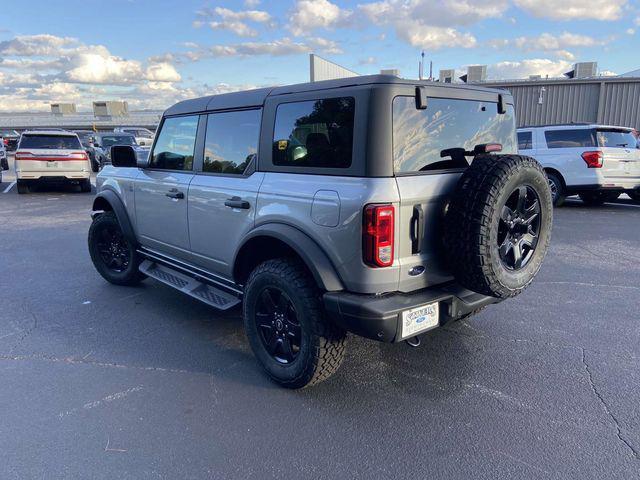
[224,196,250,209]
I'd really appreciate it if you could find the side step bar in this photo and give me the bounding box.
[139,260,241,311]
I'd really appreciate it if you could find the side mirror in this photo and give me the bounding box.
[136,151,150,168]
[415,86,428,110]
[111,145,137,168]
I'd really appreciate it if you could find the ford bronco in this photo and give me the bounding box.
[88,75,553,388]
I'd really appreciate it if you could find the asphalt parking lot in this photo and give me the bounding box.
[1,155,639,480]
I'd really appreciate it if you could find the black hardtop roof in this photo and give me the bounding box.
[164,74,510,116]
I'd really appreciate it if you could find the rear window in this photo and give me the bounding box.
[100,135,136,147]
[544,129,595,149]
[596,129,638,148]
[517,131,533,150]
[272,97,354,169]
[20,134,82,150]
[393,96,517,173]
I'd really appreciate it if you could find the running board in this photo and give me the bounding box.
[139,260,241,311]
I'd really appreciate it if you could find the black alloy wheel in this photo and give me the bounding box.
[96,225,131,273]
[497,185,541,271]
[255,286,302,364]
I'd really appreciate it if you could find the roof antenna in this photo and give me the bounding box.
[418,51,425,80]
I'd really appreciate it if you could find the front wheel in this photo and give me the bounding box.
[88,212,145,286]
[243,259,346,389]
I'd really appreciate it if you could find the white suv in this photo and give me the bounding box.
[15,130,92,194]
[518,124,640,205]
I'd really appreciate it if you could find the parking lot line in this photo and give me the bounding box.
[2,181,16,193]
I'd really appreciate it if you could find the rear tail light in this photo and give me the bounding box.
[69,151,89,160]
[14,151,31,161]
[3,138,8,145]
[581,151,603,168]
[363,204,395,268]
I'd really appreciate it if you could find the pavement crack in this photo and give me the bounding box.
[9,311,39,354]
[581,347,639,460]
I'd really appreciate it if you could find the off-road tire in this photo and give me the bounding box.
[546,171,565,207]
[88,212,145,286]
[243,258,346,389]
[16,180,29,194]
[444,154,553,299]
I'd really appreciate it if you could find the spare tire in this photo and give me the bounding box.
[444,154,553,298]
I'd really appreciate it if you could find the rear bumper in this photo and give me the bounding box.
[567,182,640,194]
[324,283,500,343]
[16,171,90,181]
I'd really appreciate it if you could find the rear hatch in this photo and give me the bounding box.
[392,95,518,293]
[597,128,640,181]
[16,133,89,174]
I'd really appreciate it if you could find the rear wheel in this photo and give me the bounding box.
[243,258,346,388]
[16,180,29,194]
[545,172,565,207]
[444,154,553,299]
[88,212,145,286]
[579,191,619,206]
[80,179,92,193]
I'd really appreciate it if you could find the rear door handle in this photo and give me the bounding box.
[225,196,250,209]
[165,188,184,199]
[410,204,424,254]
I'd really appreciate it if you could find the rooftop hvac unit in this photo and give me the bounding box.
[460,65,487,83]
[564,62,597,79]
[439,69,456,83]
[93,101,129,118]
[51,103,77,116]
[380,69,400,77]
[529,75,542,81]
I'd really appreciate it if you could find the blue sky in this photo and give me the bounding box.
[0,0,639,111]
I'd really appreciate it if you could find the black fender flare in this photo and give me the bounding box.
[91,189,136,244]
[234,223,345,292]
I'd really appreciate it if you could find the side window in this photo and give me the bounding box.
[203,109,261,175]
[149,116,198,170]
[544,129,595,149]
[518,131,533,150]
[272,97,354,169]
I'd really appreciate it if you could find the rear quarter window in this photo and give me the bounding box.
[20,135,82,150]
[544,129,595,149]
[393,96,517,174]
[272,97,354,169]
[517,131,533,150]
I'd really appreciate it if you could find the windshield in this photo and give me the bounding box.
[20,134,82,150]
[100,135,137,147]
[596,129,638,149]
[393,96,517,173]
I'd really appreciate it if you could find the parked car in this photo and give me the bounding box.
[1,129,20,151]
[113,127,155,147]
[518,124,640,206]
[0,141,8,182]
[88,75,553,388]
[91,132,148,169]
[73,130,100,172]
[15,130,91,193]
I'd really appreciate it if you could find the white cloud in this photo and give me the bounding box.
[195,6,272,37]
[514,0,628,21]
[289,0,352,36]
[244,0,261,6]
[513,32,609,51]
[627,28,636,35]
[358,0,504,49]
[145,62,181,82]
[0,34,78,56]
[488,58,573,79]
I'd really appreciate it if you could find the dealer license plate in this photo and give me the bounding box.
[401,302,439,339]
[46,162,58,168]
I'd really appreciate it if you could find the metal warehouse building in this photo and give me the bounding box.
[475,76,640,130]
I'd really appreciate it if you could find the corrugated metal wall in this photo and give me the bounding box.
[600,81,640,128]
[481,78,640,129]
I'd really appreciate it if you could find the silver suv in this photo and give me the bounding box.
[88,75,553,388]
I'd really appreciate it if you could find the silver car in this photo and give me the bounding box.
[88,75,553,388]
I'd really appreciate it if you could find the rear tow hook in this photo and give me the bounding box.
[405,336,421,348]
